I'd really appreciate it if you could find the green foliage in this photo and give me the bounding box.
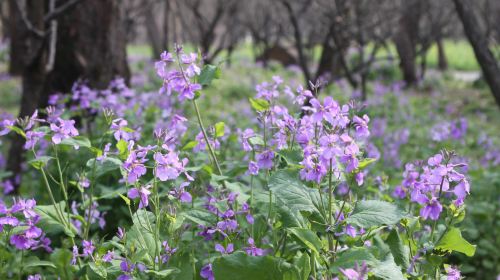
[213,252,300,280]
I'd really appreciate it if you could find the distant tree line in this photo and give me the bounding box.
[0,0,499,192]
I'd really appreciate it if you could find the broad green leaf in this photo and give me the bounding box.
[28,156,54,170]
[372,255,405,280]
[86,157,122,177]
[248,135,265,146]
[60,136,91,148]
[213,252,300,280]
[88,262,107,278]
[215,122,225,137]
[269,169,324,227]
[386,229,410,270]
[435,227,476,257]
[24,258,57,269]
[293,253,311,280]
[249,98,270,112]
[287,228,322,255]
[198,64,221,86]
[182,209,217,226]
[330,247,377,273]
[35,202,77,237]
[277,148,303,166]
[50,248,73,279]
[146,268,180,278]
[346,200,405,228]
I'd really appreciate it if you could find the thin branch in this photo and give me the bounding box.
[43,0,82,23]
[14,0,45,37]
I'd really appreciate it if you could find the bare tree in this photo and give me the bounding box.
[453,0,500,108]
[6,0,130,193]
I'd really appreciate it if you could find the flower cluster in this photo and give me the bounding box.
[394,152,470,220]
[155,47,202,101]
[0,198,51,251]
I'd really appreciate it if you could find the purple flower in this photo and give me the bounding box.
[215,243,234,254]
[154,151,187,181]
[445,265,461,280]
[128,185,152,208]
[0,216,19,227]
[256,150,274,170]
[102,250,115,262]
[71,245,79,265]
[82,240,95,256]
[111,118,132,141]
[352,115,370,138]
[240,128,255,151]
[50,118,78,144]
[200,263,214,280]
[24,131,45,150]
[123,150,147,184]
[344,224,358,237]
[27,275,42,280]
[419,197,442,220]
[0,117,15,136]
[339,261,369,280]
[244,238,265,256]
[247,161,259,175]
[117,227,125,239]
[161,241,177,263]
[169,182,192,203]
[10,234,30,250]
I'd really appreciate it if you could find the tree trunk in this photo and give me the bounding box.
[394,0,420,86]
[436,39,448,71]
[453,0,500,108]
[7,0,27,75]
[6,0,47,194]
[7,0,130,193]
[145,7,162,59]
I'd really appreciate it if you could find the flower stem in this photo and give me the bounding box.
[192,99,225,183]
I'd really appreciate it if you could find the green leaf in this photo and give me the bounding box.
[86,157,122,177]
[198,64,221,86]
[277,148,303,166]
[35,202,77,237]
[146,268,180,278]
[215,122,225,138]
[330,247,377,273]
[182,140,198,151]
[213,252,300,280]
[119,193,131,206]
[435,227,476,257]
[372,255,405,280]
[346,200,405,228]
[116,139,129,159]
[88,262,107,278]
[50,248,73,279]
[287,227,322,255]
[357,158,377,170]
[269,169,324,227]
[249,98,270,112]
[24,258,57,269]
[386,229,410,270]
[28,156,54,170]
[182,209,217,226]
[293,253,311,280]
[60,136,91,148]
[248,135,265,146]
[7,126,26,138]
